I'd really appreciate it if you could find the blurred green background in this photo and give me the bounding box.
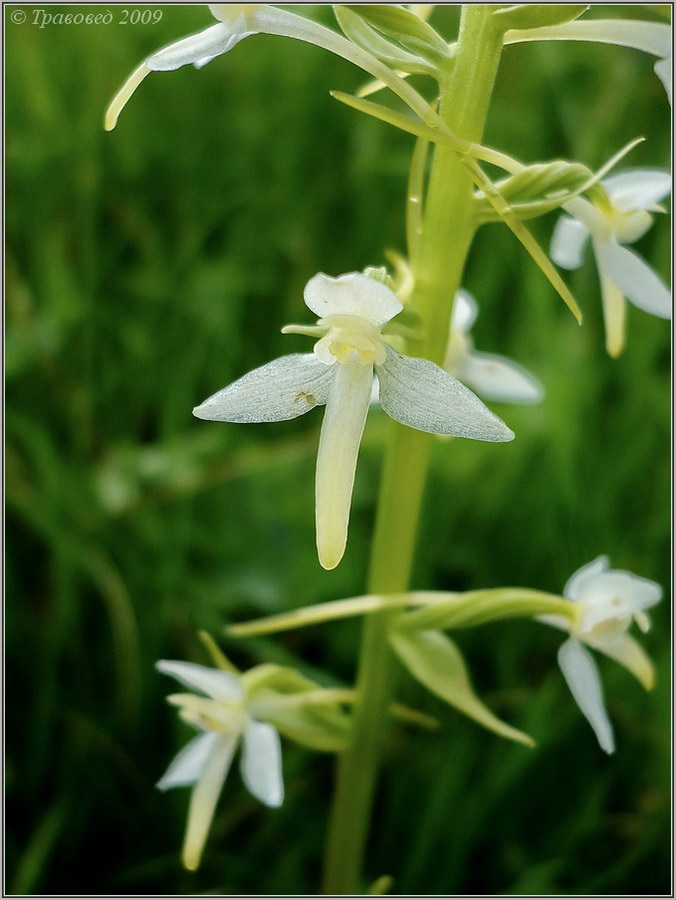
[6,4,671,895]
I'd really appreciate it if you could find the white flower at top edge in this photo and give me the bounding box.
[156,659,283,872]
[445,290,544,404]
[193,271,514,571]
[550,169,671,357]
[539,556,662,754]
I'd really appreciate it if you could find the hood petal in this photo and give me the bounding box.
[304,272,402,327]
[157,660,244,702]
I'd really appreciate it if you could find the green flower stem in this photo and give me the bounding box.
[322,7,504,893]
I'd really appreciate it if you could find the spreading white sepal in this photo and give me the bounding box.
[156,660,244,701]
[550,215,590,270]
[157,731,222,792]
[595,241,671,319]
[558,638,615,755]
[240,719,284,807]
[182,733,239,871]
[315,361,373,570]
[147,21,253,72]
[193,354,334,423]
[377,346,514,441]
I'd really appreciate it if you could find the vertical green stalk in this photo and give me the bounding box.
[322,7,504,894]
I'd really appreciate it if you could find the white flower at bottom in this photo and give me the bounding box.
[540,556,662,753]
[550,169,671,357]
[156,660,283,871]
[444,290,544,404]
[194,271,513,570]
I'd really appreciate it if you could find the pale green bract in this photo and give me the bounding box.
[538,556,662,754]
[194,272,513,570]
[550,169,671,357]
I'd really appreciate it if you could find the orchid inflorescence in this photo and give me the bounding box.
[104,2,669,877]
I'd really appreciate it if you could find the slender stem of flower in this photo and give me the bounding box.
[322,8,505,893]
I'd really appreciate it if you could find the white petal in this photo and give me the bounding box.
[147,22,252,72]
[599,272,626,358]
[595,241,671,319]
[193,354,334,423]
[157,731,221,792]
[304,273,402,328]
[590,634,655,691]
[315,362,373,570]
[376,347,514,441]
[603,169,672,211]
[458,350,544,404]
[577,571,662,628]
[506,20,671,59]
[157,660,244,702]
[182,734,238,871]
[451,289,479,335]
[564,556,610,601]
[558,638,615,754]
[240,719,284,808]
[655,55,671,104]
[550,215,590,270]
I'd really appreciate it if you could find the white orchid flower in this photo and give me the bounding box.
[539,556,662,754]
[550,169,671,357]
[194,272,513,570]
[105,4,433,131]
[156,659,283,871]
[505,19,672,103]
[444,290,544,404]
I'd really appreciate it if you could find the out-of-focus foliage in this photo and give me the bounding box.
[5,4,670,894]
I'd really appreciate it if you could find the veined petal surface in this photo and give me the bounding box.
[558,638,615,754]
[157,731,222,792]
[157,660,244,702]
[193,354,334,423]
[240,719,284,807]
[596,241,671,318]
[304,272,402,327]
[550,215,590,269]
[377,347,514,441]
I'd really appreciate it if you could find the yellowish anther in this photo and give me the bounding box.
[313,315,387,367]
[104,63,151,131]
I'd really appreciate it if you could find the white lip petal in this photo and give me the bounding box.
[564,556,610,601]
[550,214,590,270]
[147,22,252,72]
[603,169,672,211]
[595,241,671,319]
[590,634,655,691]
[157,660,244,702]
[193,354,335,423]
[240,719,284,808]
[558,638,615,754]
[157,731,221,792]
[315,362,373,570]
[451,289,479,335]
[599,271,626,358]
[182,733,239,871]
[458,350,544,404]
[304,273,402,327]
[377,347,514,441]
